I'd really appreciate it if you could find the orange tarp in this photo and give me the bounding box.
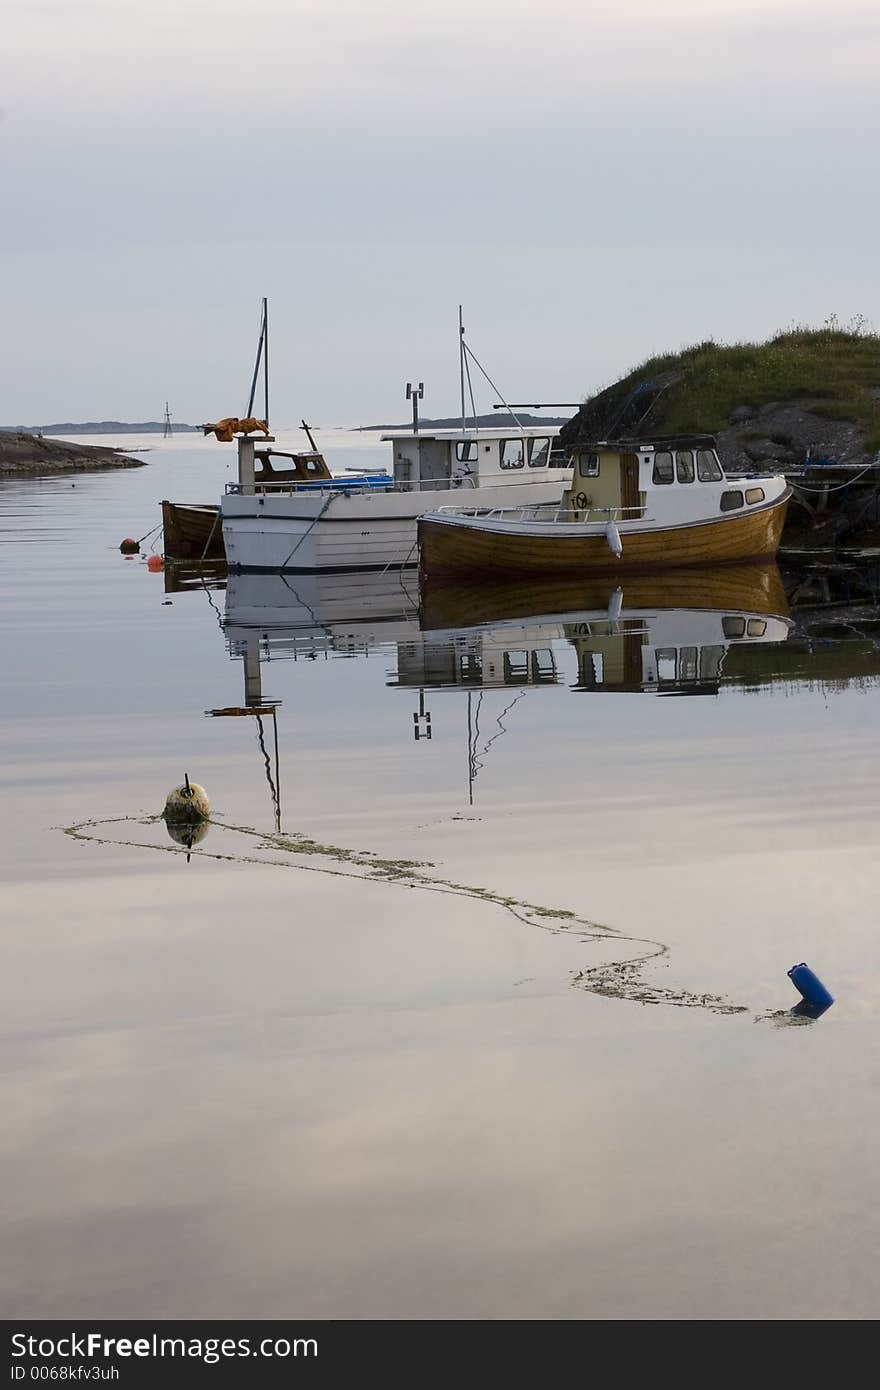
[202,417,269,443]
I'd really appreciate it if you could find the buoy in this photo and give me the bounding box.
[146,554,164,572]
[119,537,139,554]
[163,773,211,823]
[788,962,834,1018]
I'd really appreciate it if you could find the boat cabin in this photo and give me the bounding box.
[253,448,333,486]
[566,434,730,516]
[382,427,568,492]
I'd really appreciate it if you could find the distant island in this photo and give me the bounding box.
[0,421,201,435]
[0,432,146,475]
[359,412,572,431]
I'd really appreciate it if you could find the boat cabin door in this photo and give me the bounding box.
[418,439,452,487]
[620,453,640,515]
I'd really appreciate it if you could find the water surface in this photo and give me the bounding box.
[2,433,879,1319]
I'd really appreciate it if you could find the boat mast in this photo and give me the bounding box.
[459,305,467,437]
[245,297,269,426]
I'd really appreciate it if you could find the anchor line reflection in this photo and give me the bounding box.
[62,813,747,1017]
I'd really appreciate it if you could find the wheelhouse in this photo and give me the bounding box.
[565,434,764,519]
[382,427,568,491]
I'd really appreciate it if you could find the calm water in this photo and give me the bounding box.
[2,433,880,1319]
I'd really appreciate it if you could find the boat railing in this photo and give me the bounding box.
[432,503,650,524]
[225,476,394,496]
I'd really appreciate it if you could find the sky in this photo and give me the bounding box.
[2,0,878,426]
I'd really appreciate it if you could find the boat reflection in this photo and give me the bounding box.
[217,560,880,698]
[407,564,793,696]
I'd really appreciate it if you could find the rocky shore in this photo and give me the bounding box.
[0,432,146,475]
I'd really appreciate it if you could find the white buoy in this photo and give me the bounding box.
[163,773,210,822]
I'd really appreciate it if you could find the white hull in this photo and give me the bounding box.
[221,477,571,572]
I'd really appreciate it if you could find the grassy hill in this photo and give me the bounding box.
[561,326,880,468]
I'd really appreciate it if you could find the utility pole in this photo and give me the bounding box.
[163,401,173,437]
[406,380,424,434]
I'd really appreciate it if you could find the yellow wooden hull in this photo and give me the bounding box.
[419,493,790,581]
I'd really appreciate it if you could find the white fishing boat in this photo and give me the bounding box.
[221,423,571,573]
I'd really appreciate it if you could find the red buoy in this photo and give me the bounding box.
[147,554,164,572]
[119,538,139,554]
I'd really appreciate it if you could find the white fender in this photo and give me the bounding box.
[604,520,622,558]
[606,586,623,621]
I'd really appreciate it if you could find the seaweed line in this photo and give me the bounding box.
[62,815,747,1016]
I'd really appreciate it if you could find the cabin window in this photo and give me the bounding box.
[697,449,723,481]
[504,651,529,682]
[676,450,695,483]
[745,486,765,505]
[456,441,478,463]
[528,437,550,468]
[722,617,747,638]
[679,647,698,681]
[532,649,556,681]
[652,451,674,484]
[748,619,767,637]
[578,452,600,478]
[700,645,725,680]
[459,654,483,682]
[720,490,744,512]
[500,439,525,469]
[656,649,677,681]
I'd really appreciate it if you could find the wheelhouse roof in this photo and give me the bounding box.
[574,434,718,452]
[380,426,560,442]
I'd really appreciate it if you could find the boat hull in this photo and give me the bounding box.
[220,477,571,572]
[162,501,225,560]
[419,494,790,580]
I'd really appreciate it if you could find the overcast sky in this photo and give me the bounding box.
[2,0,878,426]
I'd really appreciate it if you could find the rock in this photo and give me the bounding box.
[0,432,145,475]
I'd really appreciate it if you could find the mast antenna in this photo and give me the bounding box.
[163,401,173,438]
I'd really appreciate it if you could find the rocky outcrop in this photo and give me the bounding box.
[559,331,880,474]
[0,432,146,475]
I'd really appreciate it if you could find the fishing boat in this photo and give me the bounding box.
[162,437,387,561]
[418,435,791,580]
[221,423,571,573]
[219,307,573,573]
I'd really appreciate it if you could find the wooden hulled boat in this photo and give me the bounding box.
[161,501,224,560]
[418,435,790,580]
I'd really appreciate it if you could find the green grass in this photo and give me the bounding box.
[580,326,880,452]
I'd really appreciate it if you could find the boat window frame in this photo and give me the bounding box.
[456,440,479,464]
[676,450,695,484]
[500,438,526,470]
[720,490,744,512]
[528,437,550,469]
[652,451,674,485]
[577,452,600,478]
[745,486,765,505]
[697,449,723,482]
